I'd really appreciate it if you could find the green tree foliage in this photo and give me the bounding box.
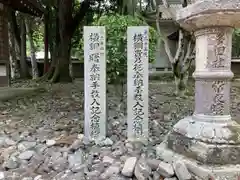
[32,28,44,51]
[232,29,240,58]
[26,23,44,55]
[93,14,157,84]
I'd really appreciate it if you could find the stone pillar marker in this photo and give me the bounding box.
[127,26,149,143]
[156,0,240,179]
[84,26,106,141]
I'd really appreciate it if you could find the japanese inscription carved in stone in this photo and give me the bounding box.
[84,26,106,141]
[195,80,229,116]
[205,28,232,70]
[127,26,149,142]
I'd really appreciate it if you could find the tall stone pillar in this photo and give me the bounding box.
[156,0,240,179]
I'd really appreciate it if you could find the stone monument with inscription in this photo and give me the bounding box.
[127,26,149,143]
[84,26,106,141]
[156,0,240,179]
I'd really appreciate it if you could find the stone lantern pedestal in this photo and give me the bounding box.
[156,0,240,179]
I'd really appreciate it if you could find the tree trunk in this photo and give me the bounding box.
[38,0,90,83]
[8,23,20,79]
[10,10,21,50]
[174,73,188,97]
[44,6,50,74]
[37,8,59,82]
[172,60,189,96]
[51,39,72,83]
[52,0,73,83]
[25,20,39,79]
[69,57,73,78]
[20,16,29,78]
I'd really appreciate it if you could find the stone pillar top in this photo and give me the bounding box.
[177,0,240,31]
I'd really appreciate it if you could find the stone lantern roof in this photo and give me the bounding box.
[0,0,44,16]
[144,0,182,24]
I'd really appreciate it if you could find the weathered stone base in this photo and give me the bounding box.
[156,116,240,179]
[162,116,240,162]
[156,141,240,180]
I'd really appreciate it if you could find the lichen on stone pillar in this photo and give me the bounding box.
[156,0,240,179]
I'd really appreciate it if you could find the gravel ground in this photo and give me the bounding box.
[0,78,239,180]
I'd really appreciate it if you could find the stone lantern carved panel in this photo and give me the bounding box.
[195,79,230,116]
[210,80,228,115]
[206,29,231,70]
[195,28,232,70]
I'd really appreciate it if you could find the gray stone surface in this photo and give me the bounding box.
[102,156,114,165]
[156,141,240,179]
[2,78,240,179]
[152,171,161,180]
[22,178,33,180]
[18,150,35,160]
[164,178,177,180]
[68,150,83,169]
[0,136,6,148]
[156,161,174,178]
[147,159,161,171]
[156,0,240,179]
[173,161,191,180]
[127,26,149,142]
[18,141,36,151]
[100,165,121,179]
[134,155,152,180]
[121,157,137,177]
[84,26,106,141]
[0,172,4,180]
[177,0,240,31]
[2,157,19,169]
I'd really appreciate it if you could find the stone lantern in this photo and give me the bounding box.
[156,0,240,179]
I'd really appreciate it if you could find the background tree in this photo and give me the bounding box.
[93,14,157,110]
[20,14,29,78]
[9,11,30,78]
[8,15,20,79]
[37,0,95,83]
[25,16,39,79]
[232,29,240,58]
[155,0,195,96]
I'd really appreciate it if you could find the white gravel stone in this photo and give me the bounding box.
[77,134,84,140]
[156,161,174,178]
[46,140,56,147]
[173,161,191,180]
[34,175,43,180]
[68,150,83,169]
[0,172,4,180]
[100,165,121,179]
[102,156,114,165]
[22,178,33,180]
[5,138,16,146]
[18,141,36,151]
[122,157,137,177]
[165,178,178,180]
[97,138,114,146]
[69,139,82,150]
[19,150,35,160]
